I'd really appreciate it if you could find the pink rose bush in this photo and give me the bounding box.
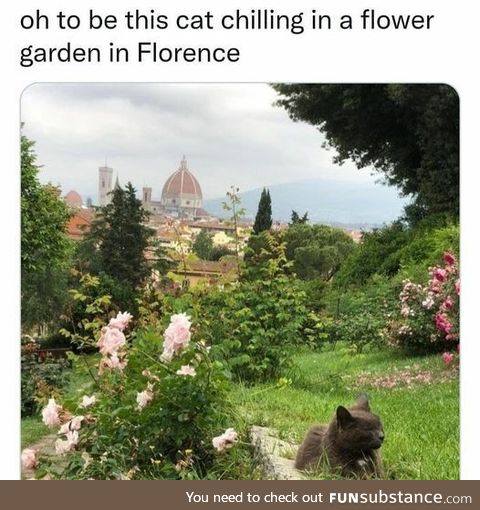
[33,311,234,480]
[389,251,459,360]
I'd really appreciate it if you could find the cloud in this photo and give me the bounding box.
[21,83,392,203]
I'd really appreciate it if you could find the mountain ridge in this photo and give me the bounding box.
[203,179,407,228]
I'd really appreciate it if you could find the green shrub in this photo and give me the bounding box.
[21,338,70,417]
[197,275,309,383]
[282,223,355,280]
[334,215,459,288]
[322,275,395,350]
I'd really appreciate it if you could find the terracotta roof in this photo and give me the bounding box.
[185,259,237,274]
[67,209,93,240]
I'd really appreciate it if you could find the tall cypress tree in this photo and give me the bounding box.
[253,188,273,234]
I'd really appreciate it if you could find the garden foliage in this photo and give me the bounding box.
[21,337,69,417]
[198,232,311,382]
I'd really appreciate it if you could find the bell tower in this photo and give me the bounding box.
[98,165,113,206]
[142,186,152,208]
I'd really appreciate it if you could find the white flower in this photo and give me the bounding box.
[55,430,78,455]
[176,365,197,377]
[212,428,239,452]
[58,416,84,434]
[136,389,154,410]
[80,395,96,408]
[108,311,133,331]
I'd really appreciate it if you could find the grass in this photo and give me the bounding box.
[21,417,50,449]
[231,344,459,480]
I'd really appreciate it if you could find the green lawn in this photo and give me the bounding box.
[231,345,459,480]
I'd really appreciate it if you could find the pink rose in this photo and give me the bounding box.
[435,313,452,334]
[442,352,454,365]
[443,252,456,266]
[433,267,447,283]
[102,352,127,371]
[41,398,61,428]
[161,313,192,361]
[455,280,460,296]
[170,313,192,330]
[59,416,84,434]
[442,296,454,311]
[97,327,126,356]
[55,430,79,455]
[212,428,239,452]
[108,311,133,331]
[21,449,37,470]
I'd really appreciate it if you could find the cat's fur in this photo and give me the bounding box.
[295,394,384,478]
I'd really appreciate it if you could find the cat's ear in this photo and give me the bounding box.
[355,393,371,411]
[336,406,354,428]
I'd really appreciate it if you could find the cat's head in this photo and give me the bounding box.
[334,394,385,451]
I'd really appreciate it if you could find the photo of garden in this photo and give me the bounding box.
[20,83,459,480]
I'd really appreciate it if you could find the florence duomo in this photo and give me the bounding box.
[97,155,209,219]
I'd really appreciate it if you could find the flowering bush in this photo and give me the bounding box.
[388,252,460,355]
[29,312,236,479]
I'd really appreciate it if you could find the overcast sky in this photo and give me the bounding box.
[21,83,393,203]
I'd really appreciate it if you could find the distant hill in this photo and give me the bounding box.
[204,179,408,228]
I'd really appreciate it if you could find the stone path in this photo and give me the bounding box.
[24,426,303,480]
[249,426,305,480]
[22,433,57,479]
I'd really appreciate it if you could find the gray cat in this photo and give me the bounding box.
[295,394,384,478]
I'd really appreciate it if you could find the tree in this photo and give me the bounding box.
[210,245,235,261]
[21,133,72,330]
[283,224,355,280]
[272,84,459,219]
[192,229,214,260]
[253,188,273,234]
[79,183,154,311]
[290,210,309,224]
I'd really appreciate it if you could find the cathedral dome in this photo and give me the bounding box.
[161,157,203,215]
[162,156,203,199]
[64,190,83,208]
